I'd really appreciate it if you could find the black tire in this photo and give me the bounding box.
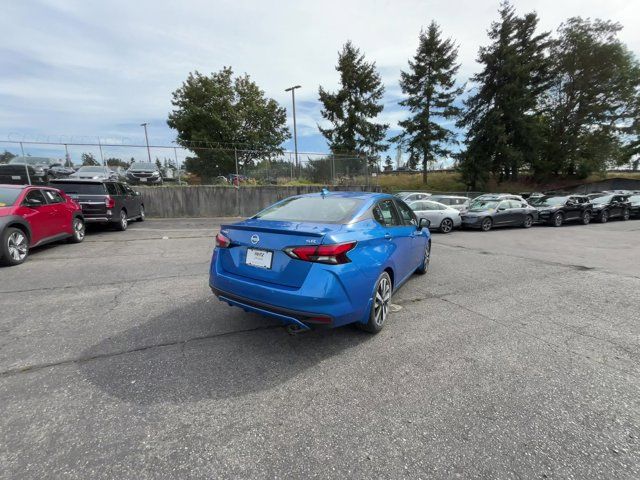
[622,208,630,221]
[415,241,431,275]
[523,215,534,228]
[136,205,145,222]
[582,211,591,225]
[68,217,85,243]
[481,217,493,232]
[439,218,454,234]
[115,210,128,231]
[359,271,392,334]
[598,210,609,223]
[551,212,564,227]
[0,227,29,266]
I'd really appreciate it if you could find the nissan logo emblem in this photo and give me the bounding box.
[250,234,259,245]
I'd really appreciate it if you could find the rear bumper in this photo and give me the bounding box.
[83,216,112,223]
[211,287,332,330]
[209,250,370,328]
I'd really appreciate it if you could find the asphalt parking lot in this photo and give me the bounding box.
[1,218,639,479]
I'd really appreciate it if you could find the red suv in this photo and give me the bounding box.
[0,184,85,266]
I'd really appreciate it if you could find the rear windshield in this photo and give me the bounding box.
[52,183,106,195]
[254,196,363,223]
[0,187,22,206]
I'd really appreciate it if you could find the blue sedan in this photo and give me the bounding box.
[209,191,431,333]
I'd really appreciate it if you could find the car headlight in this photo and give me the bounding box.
[151,171,160,177]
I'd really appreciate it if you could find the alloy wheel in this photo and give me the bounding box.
[553,213,563,227]
[121,211,128,229]
[481,218,492,232]
[74,218,85,241]
[8,232,28,262]
[582,212,591,225]
[373,276,391,327]
[523,215,533,228]
[440,218,453,233]
[423,242,431,272]
[623,209,630,220]
[600,210,608,223]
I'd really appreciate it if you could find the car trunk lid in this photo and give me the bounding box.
[218,219,338,288]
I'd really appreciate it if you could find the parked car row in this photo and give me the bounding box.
[0,179,144,266]
[0,156,166,186]
[396,191,640,233]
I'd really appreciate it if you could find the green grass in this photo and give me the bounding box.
[378,170,640,193]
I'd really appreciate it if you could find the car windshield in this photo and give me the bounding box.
[78,167,106,172]
[254,196,363,223]
[9,157,53,166]
[0,187,22,206]
[529,196,568,206]
[52,182,106,195]
[469,200,499,211]
[590,195,613,204]
[130,163,156,170]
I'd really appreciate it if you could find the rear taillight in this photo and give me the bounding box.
[284,241,356,265]
[105,196,115,208]
[215,232,231,248]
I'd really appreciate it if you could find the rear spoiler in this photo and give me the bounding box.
[221,224,325,237]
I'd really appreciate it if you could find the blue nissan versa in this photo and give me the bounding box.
[209,191,431,333]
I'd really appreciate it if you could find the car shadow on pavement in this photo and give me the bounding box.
[79,300,374,405]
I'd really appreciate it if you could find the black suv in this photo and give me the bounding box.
[529,194,593,226]
[628,194,640,218]
[587,194,632,223]
[49,179,145,231]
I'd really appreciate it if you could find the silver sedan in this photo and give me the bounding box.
[408,200,462,233]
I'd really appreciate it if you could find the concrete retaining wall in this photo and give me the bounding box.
[137,185,381,218]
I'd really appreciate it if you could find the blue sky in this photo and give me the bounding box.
[2,0,639,166]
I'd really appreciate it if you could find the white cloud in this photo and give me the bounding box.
[2,0,638,150]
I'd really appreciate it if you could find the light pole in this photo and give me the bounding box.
[140,123,152,163]
[285,85,301,172]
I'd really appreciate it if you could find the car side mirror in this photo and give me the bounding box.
[418,218,430,230]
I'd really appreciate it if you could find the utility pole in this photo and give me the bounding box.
[141,123,152,162]
[285,85,301,172]
[20,142,31,185]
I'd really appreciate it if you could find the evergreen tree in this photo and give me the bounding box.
[384,155,393,171]
[318,41,388,159]
[458,2,551,188]
[81,153,99,166]
[541,18,640,178]
[0,150,16,164]
[393,21,463,183]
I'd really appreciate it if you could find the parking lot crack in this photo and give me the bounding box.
[0,324,281,378]
[0,272,208,295]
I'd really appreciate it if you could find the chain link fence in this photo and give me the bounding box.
[0,140,381,187]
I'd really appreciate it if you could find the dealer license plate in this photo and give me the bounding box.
[246,248,273,269]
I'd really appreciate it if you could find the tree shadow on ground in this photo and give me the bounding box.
[79,299,373,405]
